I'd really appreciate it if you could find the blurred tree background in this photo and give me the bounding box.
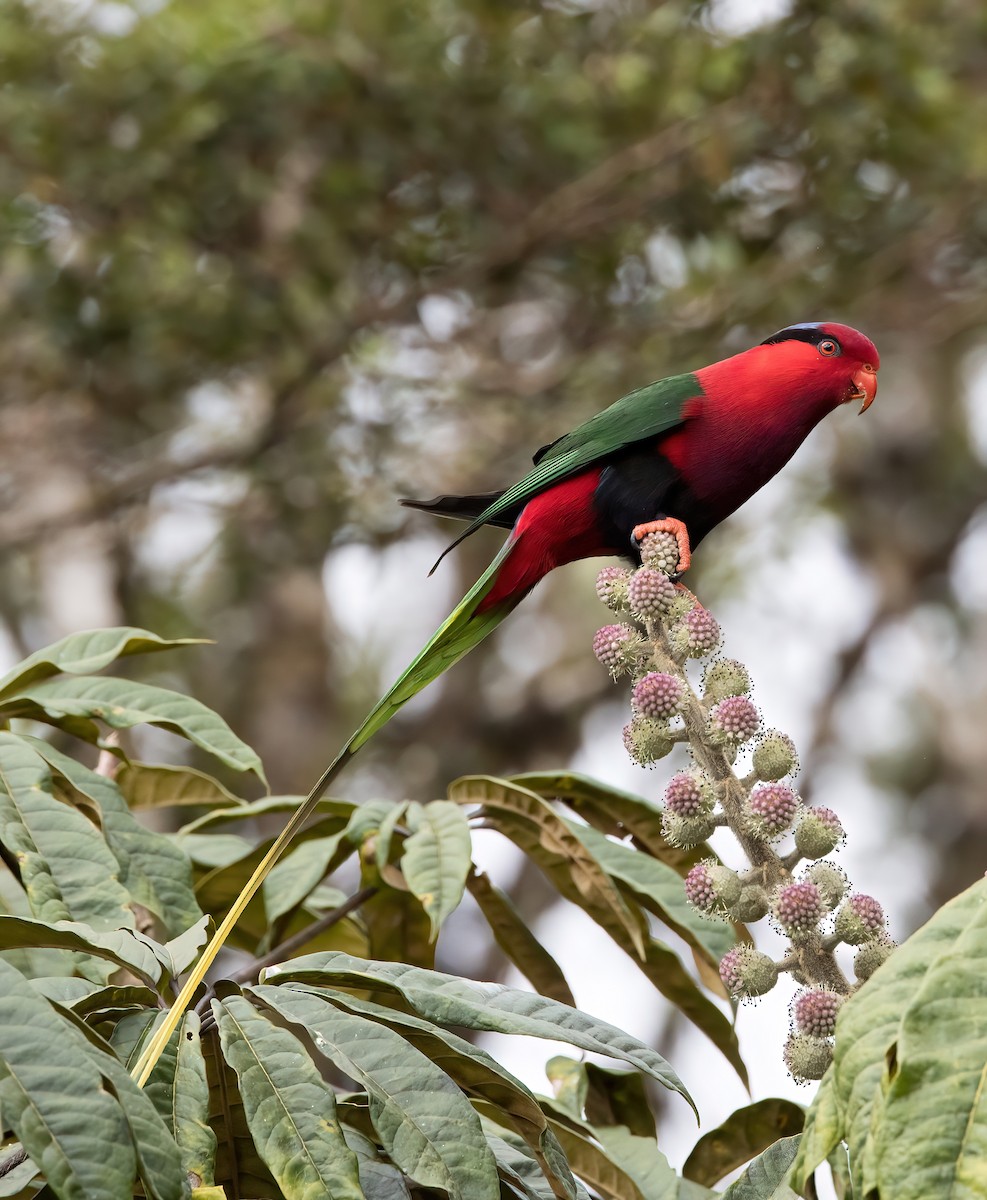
[2,0,987,1150]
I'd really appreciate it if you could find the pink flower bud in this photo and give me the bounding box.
[685,861,741,916]
[773,881,825,937]
[793,989,843,1038]
[718,945,778,999]
[638,532,679,575]
[663,772,713,817]
[794,806,844,859]
[708,695,760,745]
[596,566,631,611]
[680,606,721,657]
[632,671,684,720]
[835,893,886,945]
[746,782,800,839]
[627,568,677,621]
[592,623,644,677]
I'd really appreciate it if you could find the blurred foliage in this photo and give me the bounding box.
[2,0,987,927]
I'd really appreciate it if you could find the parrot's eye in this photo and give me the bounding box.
[818,339,840,357]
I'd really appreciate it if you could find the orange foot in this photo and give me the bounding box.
[632,517,692,574]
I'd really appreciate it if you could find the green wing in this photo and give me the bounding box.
[435,371,702,563]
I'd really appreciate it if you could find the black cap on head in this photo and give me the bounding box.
[760,322,831,348]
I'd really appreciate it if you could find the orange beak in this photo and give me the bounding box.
[852,364,878,413]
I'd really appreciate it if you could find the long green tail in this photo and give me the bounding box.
[349,537,517,752]
[133,539,520,1085]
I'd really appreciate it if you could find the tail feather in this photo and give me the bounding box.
[400,489,520,529]
[347,537,523,751]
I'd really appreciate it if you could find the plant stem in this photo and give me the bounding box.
[194,885,378,1015]
[646,612,852,994]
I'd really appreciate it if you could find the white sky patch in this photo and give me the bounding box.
[172,379,269,458]
[135,473,248,585]
[951,511,987,610]
[705,0,794,37]
[961,343,987,466]
[0,624,21,683]
[418,293,473,343]
[39,528,120,635]
[645,230,689,291]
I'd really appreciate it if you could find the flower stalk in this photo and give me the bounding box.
[594,532,893,1080]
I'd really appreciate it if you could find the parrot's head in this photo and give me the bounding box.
[760,321,880,414]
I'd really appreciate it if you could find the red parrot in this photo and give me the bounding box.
[136,321,880,1076]
[335,321,879,755]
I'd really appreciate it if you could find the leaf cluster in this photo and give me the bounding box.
[2,627,985,1199]
[0,628,794,1199]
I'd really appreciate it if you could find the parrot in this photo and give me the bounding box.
[340,320,878,762]
[133,320,881,1084]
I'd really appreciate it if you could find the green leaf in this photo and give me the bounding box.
[359,858,435,968]
[467,870,575,1006]
[449,776,646,956]
[561,818,735,968]
[683,1100,805,1187]
[793,877,987,1198]
[344,798,399,846]
[0,733,132,930]
[341,1124,413,1199]
[200,1022,282,1199]
[250,983,501,1200]
[29,976,100,1005]
[374,801,410,873]
[401,800,472,940]
[451,777,744,1084]
[213,992,363,1200]
[511,772,703,872]
[69,983,160,1021]
[3,676,266,784]
[0,862,72,981]
[544,1057,588,1122]
[0,958,137,1200]
[0,1151,40,1196]
[874,889,987,1199]
[584,1063,656,1140]
[25,737,203,936]
[109,1010,163,1071]
[188,816,347,948]
[178,794,348,835]
[265,951,694,1112]
[274,908,369,962]
[163,915,212,976]
[306,986,576,1200]
[140,1012,217,1189]
[480,1122,589,1200]
[263,832,348,927]
[115,761,245,809]
[179,833,254,869]
[0,915,164,987]
[539,1106,666,1200]
[592,1124,682,1200]
[720,1135,801,1199]
[91,1049,190,1200]
[0,627,208,700]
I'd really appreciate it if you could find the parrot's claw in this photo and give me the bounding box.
[632,517,692,575]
